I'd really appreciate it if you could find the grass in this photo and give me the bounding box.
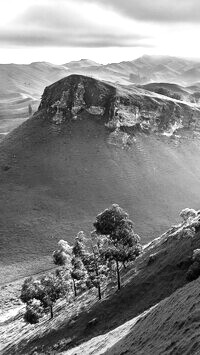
[1,215,200,354]
[1,106,200,284]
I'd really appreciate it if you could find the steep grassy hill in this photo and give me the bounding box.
[1,75,200,284]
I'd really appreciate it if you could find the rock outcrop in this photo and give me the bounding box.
[38,74,200,140]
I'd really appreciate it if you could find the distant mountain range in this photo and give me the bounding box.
[1,55,200,137]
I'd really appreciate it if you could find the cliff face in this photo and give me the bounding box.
[38,75,115,124]
[38,74,200,139]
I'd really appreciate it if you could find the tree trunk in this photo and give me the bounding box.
[98,283,101,300]
[50,305,53,319]
[72,278,77,297]
[95,264,101,300]
[116,260,121,290]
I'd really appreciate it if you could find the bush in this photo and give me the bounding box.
[193,249,200,263]
[154,87,181,100]
[180,208,197,222]
[186,261,200,281]
[186,249,200,281]
[53,250,68,266]
[24,300,43,324]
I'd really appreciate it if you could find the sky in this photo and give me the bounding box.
[0,0,200,64]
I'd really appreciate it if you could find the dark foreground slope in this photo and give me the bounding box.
[1,75,200,283]
[104,277,200,355]
[1,212,200,354]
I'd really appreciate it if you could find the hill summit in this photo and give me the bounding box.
[38,74,200,138]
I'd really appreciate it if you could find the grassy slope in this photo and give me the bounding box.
[64,278,200,355]
[1,111,200,283]
[0,63,69,134]
[2,215,200,354]
[104,279,200,355]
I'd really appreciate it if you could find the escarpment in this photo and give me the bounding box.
[38,74,200,139]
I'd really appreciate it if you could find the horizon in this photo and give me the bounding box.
[1,53,200,66]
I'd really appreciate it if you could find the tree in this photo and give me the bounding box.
[53,249,68,266]
[53,239,72,266]
[53,235,87,297]
[70,256,87,297]
[73,231,108,300]
[20,272,68,321]
[72,231,87,259]
[94,204,142,290]
[40,273,67,318]
[94,204,128,236]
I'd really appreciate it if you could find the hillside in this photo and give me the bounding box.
[1,210,200,354]
[139,82,195,102]
[1,74,200,284]
[0,62,70,136]
[62,274,200,355]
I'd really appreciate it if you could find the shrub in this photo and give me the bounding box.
[154,87,181,100]
[186,261,200,281]
[53,250,68,266]
[24,300,43,324]
[180,208,197,222]
[186,249,200,281]
[193,249,200,263]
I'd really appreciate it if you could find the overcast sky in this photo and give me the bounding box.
[0,0,200,64]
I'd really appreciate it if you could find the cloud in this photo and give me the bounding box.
[0,30,152,48]
[0,1,152,48]
[85,0,200,23]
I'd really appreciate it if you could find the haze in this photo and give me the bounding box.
[0,0,200,64]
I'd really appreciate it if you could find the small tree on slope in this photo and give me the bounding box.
[53,234,88,297]
[70,256,87,297]
[93,204,142,290]
[21,272,68,321]
[73,231,108,300]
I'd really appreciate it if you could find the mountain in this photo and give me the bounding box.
[63,59,101,69]
[1,74,200,284]
[104,55,200,85]
[2,55,200,138]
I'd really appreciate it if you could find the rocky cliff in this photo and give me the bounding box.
[38,74,200,141]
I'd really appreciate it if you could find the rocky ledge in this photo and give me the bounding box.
[38,74,200,138]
